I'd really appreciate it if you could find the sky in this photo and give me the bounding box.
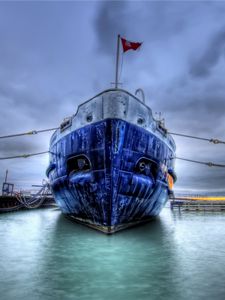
[0,0,225,193]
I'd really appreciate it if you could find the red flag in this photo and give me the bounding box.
[121,37,142,52]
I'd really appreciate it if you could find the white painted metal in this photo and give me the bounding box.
[50,89,176,153]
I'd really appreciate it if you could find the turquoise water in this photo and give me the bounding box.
[0,207,225,300]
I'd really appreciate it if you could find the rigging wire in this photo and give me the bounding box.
[168,131,225,145]
[0,127,59,139]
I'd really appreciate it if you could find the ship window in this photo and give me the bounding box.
[86,114,93,122]
[137,117,145,125]
[67,155,91,176]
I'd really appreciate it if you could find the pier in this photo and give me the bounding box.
[170,195,225,211]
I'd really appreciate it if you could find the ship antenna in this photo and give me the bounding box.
[115,34,121,89]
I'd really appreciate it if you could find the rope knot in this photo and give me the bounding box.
[210,139,220,144]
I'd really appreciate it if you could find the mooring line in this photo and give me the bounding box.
[175,156,225,168]
[168,131,225,144]
[0,127,59,139]
[0,151,50,160]
[0,126,225,145]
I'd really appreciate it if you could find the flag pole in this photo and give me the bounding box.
[115,34,120,89]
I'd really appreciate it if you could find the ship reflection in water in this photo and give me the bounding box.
[0,207,225,299]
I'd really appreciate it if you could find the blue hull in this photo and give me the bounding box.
[47,119,175,233]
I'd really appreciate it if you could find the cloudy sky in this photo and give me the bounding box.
[0,1,225,193]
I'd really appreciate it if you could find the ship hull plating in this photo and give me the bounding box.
[48,119,174,233]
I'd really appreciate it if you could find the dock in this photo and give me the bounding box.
[170,195,225,211]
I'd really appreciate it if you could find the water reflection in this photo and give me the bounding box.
[1,208,225,300]
[36,211,178,300]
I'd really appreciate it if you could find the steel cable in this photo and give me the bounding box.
[168,131,225,144]
[0,151,49,160]
[0,126,224,145]
[0,127,59,139]
[174,156,225,168]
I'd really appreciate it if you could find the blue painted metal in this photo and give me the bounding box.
[47,117,176,233]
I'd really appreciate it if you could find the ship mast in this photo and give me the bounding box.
[115,34,121,89]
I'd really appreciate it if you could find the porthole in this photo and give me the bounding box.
[137,117,145,125]
[86,114,93,122]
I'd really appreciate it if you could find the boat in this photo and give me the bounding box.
[46,36,176,233]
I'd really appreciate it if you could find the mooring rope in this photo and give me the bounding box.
[0,151,49,160]
[13,182,51,209]
[174,157,225,168]
[168,131,225,144]
[0,127,59,139]
[0,126,225,145]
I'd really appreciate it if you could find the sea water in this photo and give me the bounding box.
[0,207,225,300]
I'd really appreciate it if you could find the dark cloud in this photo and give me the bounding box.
[189,28,225,78]
[94,1,188,57]
[94,1,213,55]
[95,1,128,55]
